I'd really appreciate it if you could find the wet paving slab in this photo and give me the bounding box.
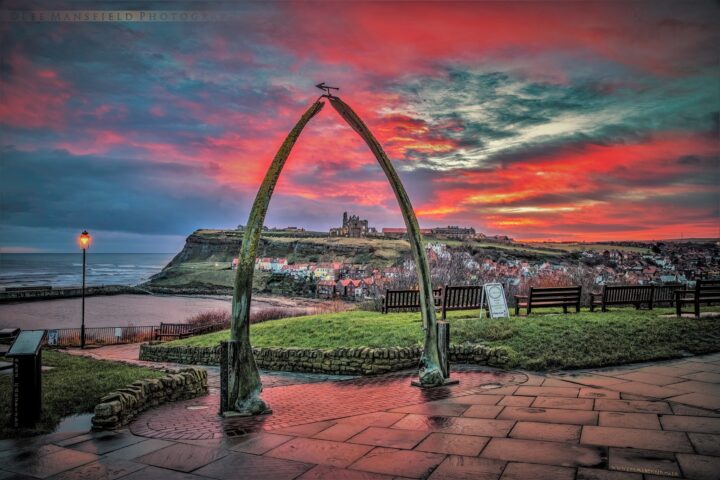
[129,368,525,440]
[3,354,720,479]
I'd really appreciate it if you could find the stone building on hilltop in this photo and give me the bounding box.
[330,212,377,238]
[432,225,476,239]
[381,225,476,240]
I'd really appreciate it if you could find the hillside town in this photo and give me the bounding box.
[244,234,719,302]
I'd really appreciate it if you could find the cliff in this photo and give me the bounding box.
[145,229,566,294]
[167,229,411,265]
[145,229,411,293]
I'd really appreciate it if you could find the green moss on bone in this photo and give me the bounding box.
[228,100,325,413]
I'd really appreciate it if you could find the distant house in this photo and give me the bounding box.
[336,279,363,299]
[382,227,433,239]
[285,263,312,279]
[312,262,343,281]
[432,225,476,239]
[317,280,337,298]
[255,258,287,272]
[255,258,272,271]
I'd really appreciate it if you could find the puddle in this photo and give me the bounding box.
[53,413,93,433]
[479,383,502,389]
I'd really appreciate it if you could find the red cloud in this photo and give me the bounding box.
[0,53,72,129]
[413,132,718,240]
[271,2,718,77]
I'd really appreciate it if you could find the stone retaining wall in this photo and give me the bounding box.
[92,367,207,430]
[139,344,514,375]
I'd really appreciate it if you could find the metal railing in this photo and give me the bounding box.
[44,322,227,347]
[47,326,157,347]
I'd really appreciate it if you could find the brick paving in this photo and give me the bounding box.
[130,368,526,439]
[2,353,720,479]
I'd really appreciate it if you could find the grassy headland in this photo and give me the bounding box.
[146,229,569,292]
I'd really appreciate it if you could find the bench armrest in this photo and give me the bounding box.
[514,295,528,300]
[590,292,602,298]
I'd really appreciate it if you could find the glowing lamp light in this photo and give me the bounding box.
[79,230,91,249]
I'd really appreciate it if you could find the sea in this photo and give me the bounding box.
[0,253,175,288]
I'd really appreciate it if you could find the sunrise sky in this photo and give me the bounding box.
[1,1,718,252]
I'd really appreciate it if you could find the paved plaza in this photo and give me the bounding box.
[2,351,720,479]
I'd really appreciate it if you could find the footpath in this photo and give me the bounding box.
[1,347,718,479]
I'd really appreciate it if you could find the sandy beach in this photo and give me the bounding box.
[0,294,335,329]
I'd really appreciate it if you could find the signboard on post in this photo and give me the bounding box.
[480,283,510,319]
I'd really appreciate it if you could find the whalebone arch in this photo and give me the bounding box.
[226,95,444,416]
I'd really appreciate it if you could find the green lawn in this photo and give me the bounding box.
[169,308,720,371]
[0,350,163,438]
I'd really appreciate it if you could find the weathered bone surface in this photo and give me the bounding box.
[327,96,443,386]
[227,95,445,414]
[228,100,325,414]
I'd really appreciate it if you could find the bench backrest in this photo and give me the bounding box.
[604,285,653,303]
[384,289,442,309]
[696,279,720,300]
[529,286,582,304]
[443,285,483,311]
[654,284,684,303]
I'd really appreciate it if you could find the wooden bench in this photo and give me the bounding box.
[514,286,582,316]
[441,285,485,320]
[590,285,654,311]
[155,322,224,340]
[676,279,720,318]
[653,283,684,307]
[156,323,190,340]
[381,288,442,313]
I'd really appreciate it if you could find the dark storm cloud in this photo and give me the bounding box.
[390,66,720,172]
[0,148,245,235]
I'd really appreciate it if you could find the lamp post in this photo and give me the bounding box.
[79,230,91,348]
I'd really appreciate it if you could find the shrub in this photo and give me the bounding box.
[185,302,353,329]
[186,309,231,329]
[250,307,309,324]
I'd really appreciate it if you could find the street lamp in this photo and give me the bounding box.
[78,230,91,348]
